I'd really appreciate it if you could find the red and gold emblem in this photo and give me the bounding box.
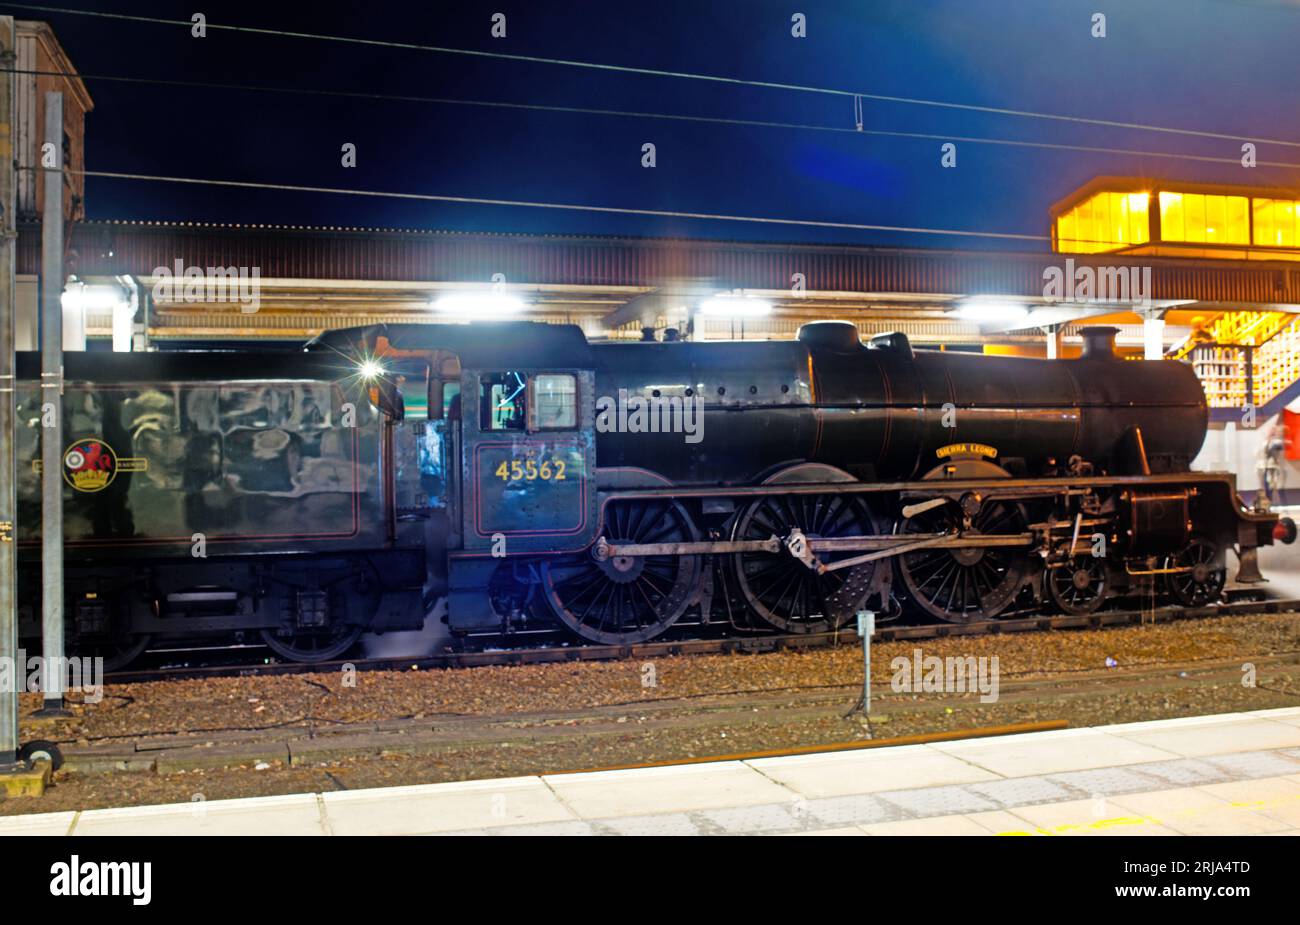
[40,438,148,492]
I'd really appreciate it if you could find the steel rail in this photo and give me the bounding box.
[100,594,1300,685]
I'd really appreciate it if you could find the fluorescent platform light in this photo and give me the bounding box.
[429,292,526,317]
[61,283,128,313]
[950,299,1029,323]
[698,297,772,317]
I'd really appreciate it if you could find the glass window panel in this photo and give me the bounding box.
[1076,198,1094,247]
[1159,191,1185,241]
[1058,191,1152,252]
[1096,193,1113,243]
[1279,201,1297,247]
[1184,193,1207,243]
[1204,195,1226,243]
[1057,211,1077,250]
[480,371,527,431]
[1226,196,1249,244]
[1096,193,1113,244]
[1109,192,1128,243]
[1254,198,1274,246]
[1127,193,1150,244]
[530,374,577,430]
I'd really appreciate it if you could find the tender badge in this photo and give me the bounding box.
[44,438,148,492]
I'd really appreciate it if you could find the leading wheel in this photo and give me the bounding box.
[731,493,877,633]
[540,499,701,644]
[1046,556,1109,615]
[1164,537,1226,607]
[897,499,1029,623]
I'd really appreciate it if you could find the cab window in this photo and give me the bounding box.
[528,374,577,430]
[397,374,429,421]
[480,371,527,431]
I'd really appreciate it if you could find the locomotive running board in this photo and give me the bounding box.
[595,531,1033,561]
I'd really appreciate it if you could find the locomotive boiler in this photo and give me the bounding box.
[14,321,1294,666]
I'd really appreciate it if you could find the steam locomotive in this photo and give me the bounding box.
[15,321,1296,667]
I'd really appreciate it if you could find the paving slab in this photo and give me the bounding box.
[70,792,326,836]
[1196,773,1300,807]
[860,813,994,836]
[786,825,869,836]
[1089,712,1257,735]
[876,783,999,816]
[1046,765,1165,797]
[999,797,1181,836]
[598,813,702,836]
[321,776,572,835]
[1109,787,1290,836]
[962,809,1046,834]
[1108,717,1300,758]
[543,762,795,818]
[744,743,999,798]
[1244,707,1300,724]
[929,728,1179,776]
[0,810,77,836]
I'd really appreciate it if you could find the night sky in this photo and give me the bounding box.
[5,0,1299,250]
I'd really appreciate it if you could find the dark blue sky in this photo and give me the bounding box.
[12,0,1300,250]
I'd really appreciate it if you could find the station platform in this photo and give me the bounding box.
[3,708,1300,836]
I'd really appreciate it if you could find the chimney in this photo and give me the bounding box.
[1079,326,1119,360]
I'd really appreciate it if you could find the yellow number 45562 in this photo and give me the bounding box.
[495,458,567,482]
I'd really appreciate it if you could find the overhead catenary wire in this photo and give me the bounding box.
[33,166,1050,242]
[6,67,1298,170]
[5,2,1300,150]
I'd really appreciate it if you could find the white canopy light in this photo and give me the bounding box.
[62,280,135,352]
[698,296,772,317]
[429,292,526,317]
[61,282,129,313]
[950,299,1029,324]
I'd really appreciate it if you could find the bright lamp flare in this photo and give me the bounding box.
[950,300,1029,323]
[429,292,526,316]
[699,297,772,317]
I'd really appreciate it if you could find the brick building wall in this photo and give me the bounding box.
[14,19,92,221]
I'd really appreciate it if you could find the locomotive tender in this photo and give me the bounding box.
[15,320,1295,666]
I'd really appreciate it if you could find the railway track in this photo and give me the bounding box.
[101,593,1300,685]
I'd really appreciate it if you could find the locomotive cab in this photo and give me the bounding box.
[341,323,601,635]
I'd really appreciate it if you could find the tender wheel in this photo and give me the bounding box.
[1164,537,1226,607]
[62,593,152,672]
[71,633,152,673]
[1046,556,1109,615]
[540,499,701,644]
[731,493,877,633]
[260,625,364,662]
[897,499,1029,623]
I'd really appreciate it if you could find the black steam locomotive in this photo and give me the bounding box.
[15,321,1295,666]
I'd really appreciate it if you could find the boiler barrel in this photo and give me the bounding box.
[590,327,1208,485]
